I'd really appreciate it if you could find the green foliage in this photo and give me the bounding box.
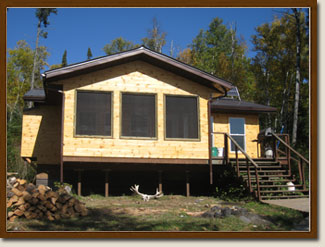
[87,47,93,60]
[214,166,253,201]
[141,17,167,53]
[103,37,139,55]
[35,8,58,29]
[251,10,309,154]
[61,49,67,67]
[188,17,256,101]
[7,40,48,181]
[53,181,73,194]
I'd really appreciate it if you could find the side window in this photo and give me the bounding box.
[165,95,199,139]
[229,117,245,151]
[75,91,112,136]
[121,93,156,138]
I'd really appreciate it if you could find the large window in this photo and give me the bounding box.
[121,93,156,138]
[229,118,246,152]
[165,95,199,139]
[75,91,112,136]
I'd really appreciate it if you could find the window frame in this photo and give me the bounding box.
[119,92,158,140]
[74,89,113,138]
[164,94,201,142]
[229,117,246,152]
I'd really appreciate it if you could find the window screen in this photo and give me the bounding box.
[229,118,245,151]
[165,96,199,139]
[76,91,112,136]
[121,93,156,138]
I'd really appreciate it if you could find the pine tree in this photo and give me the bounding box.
[61,50,67,67]
[30,8,57,108]
[87,47,93,60]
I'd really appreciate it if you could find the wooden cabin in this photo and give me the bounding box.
[21,46,276,196]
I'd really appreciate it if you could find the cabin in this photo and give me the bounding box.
[21,46,308,200]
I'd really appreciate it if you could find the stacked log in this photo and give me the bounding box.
[7,178,88,222]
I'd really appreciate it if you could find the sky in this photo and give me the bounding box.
[7,8,300,69]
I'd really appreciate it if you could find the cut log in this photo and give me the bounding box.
[13,209,24,217]
[8,211,14,218]
[15,197,25,206]
[38,184,47,195]
[11,188,23,197]
[26,183,36,194]
[9,216,17,222]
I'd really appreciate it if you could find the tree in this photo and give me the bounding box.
[87,47,93,60]
[103,37,139,55]
[7,40,49,180]
[142,17,167,53]
[30,8,57,107]
[188,17,255,101]
[61,49,67,67]
[291,8,303,146]
[177,48,192,64]
[251,10,309,151]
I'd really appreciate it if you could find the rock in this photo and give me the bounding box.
[239,216,252,224]
[210,206,221,212]
[201,211,215,218]
[221,207,232,217]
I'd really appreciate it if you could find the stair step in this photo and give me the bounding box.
[233,161,280,165]
[261,195,309,200]
[255,184,303,188]
[238,166,282,169]
[239,170,287,173]
[242,174,291,178]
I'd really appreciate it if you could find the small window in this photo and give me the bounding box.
[75,91,112,136]
[165,95,199,139]
[229,118,245,151]
[121,93,156,138]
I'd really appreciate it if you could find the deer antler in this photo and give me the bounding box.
[130,184,163,202]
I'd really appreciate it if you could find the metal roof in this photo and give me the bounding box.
[23,88,46,101]
[211,98,277,113]
[43,46,234,95]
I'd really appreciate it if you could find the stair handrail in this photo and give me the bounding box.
[271,133,309,164]
[213,132,259,169]
[212,132,261,200]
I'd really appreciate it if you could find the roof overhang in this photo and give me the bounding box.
[43,46,234,95]
[211,99,277,114]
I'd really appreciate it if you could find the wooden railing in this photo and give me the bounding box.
[271,133,309,190]
[211,132,261,200]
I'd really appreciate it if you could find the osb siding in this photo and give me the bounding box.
[21,105,61,164]
[60,60,222,159]
[212,113,260,158]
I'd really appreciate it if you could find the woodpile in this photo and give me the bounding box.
[7,178,88,222]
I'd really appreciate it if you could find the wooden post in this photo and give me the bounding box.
[158,170,163,193]
[235,146,239,177]
[186,170,190,197]
[76,169,82,196]
[104,169,111,197]
[60,93,65,183]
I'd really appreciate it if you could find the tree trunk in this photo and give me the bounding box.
[292,8,302,146]
[29,21,41,108]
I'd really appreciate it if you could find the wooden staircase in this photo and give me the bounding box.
[230,158,309,200]
[210,132,309,201]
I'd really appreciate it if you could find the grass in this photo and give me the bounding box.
[7,195,306,232]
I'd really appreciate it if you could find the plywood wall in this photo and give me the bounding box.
[60,60,222,160]
[212,113,260,158]
[21,105,61,164]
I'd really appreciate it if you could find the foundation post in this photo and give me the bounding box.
[76,169,83,196]
[104,169,111,197]
[186,170,190,197]
[158,170,163,193]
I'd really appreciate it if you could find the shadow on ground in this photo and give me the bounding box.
[24,207,219,231]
